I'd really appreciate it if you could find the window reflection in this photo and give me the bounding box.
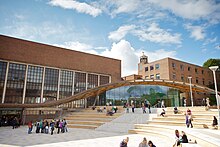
[43,68,59,102]
[0,61,7,102]
[5,63,26,103]
[25,65,43,103]
[59,70,73,99]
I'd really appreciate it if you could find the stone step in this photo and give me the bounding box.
[153,117,213,123]
[68,120,105,125]
[165,114,216,118]
[65,115,119,119]
[65,117,113,122]
[147,120,213,129]
[68,124,98,129]
[130,124,219,147]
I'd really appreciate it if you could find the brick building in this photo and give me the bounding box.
[138,53,219,105]
[0,35,121,122]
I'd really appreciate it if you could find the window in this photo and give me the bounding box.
[196,77,199,83]
[150,66,154,70]
[25,65,43,104]
[74,72,86,94]
[201,70,204,74]
[181,76,184,82]
[172,63,176,68]
[172,73,176,79]
[202,78,205,85]
[195,68,198,73]
[145,76,149,79]
[150,74,154,79]
[88,74,98,89]
[188,67,191,71]
[145,67,148,71]
[0,61,7,103]
[156,74,160,79]
[59,70,73,99]
[43,68,59,102]
[100,76,109,85]
[155,64,160,70]
[180,65,184,71]
[139,64,142,71]
[5,63,26,104]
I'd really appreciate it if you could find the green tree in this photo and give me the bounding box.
[203,59,220,67]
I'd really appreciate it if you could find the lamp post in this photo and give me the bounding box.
[188,77,193,107]
[209,66,219,129]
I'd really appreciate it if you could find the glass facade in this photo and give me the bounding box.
[88,74,98,89]
[100,75,109,85]
[0,60,111,108]
[101,85,180,107]
[0,61,7,103]
[74,72,86,94]
[25,65,43,103]
[5,63,26,103]
[59,70,73,99]
[43,68,59,102]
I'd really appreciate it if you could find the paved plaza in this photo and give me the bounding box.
[1,109,220,147]
[0,126,171,147]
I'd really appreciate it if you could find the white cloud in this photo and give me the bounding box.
[53,41,99,55]
[203,37,217,45]
[185,24,205,40]
[101,40,139,76]
[48,0,102,17]
[140,49,177,63]
[149,0,220,21]
[215,45,220,50]
[108,0,142,16]
[108,25,136,41]
[108,23,181,44]
[53,39,177,77]
[133,23,181,44]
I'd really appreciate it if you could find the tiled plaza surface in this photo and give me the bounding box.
[0,126,172,147]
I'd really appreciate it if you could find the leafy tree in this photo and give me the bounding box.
[203,59,220,68]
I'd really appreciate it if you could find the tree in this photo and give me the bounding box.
[203,59,220,68]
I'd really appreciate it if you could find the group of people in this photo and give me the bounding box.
[92,105,118,116]
[27,119,68,135]
[0,115,21,128]
[123,100,151,114]
[173,130,189,147]
[120,137,156,147]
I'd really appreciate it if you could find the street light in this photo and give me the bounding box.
[209,66,219,129]
[188,77,193,107]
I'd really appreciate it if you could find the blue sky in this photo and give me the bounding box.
[0,0,220,76]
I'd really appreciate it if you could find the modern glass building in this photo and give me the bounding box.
[99,85,180,107]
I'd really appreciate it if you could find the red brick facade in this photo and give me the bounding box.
[0,35,121,83]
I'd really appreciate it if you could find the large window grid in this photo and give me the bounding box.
[25,66,43,103]
[100,76,109,85]
[5,63,26,103]
[0,61,7,102]
[59,70,73,99]
[88,74,98,89]
[43,68,59,102]
[74,72,86,94]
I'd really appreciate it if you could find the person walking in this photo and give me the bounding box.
[27,121,33,134]
[50,120,55,135]
[131,103,135,113]
[148,102,151,113]
[142,103,146,114]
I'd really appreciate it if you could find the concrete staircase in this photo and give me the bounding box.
[129,107,220,147]
[147,107,218,129]
[64,107,123,129]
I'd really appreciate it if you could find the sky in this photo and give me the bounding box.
[0,0,220,76]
